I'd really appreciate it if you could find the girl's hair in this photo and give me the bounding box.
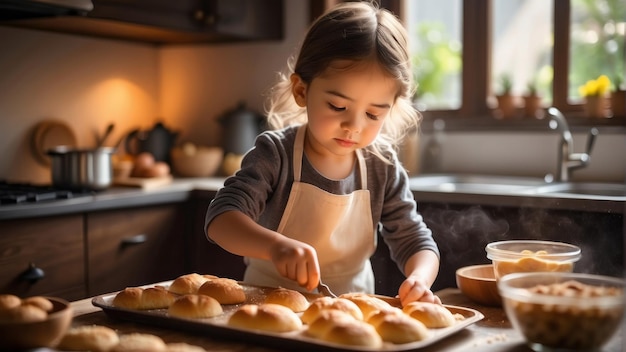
[265,1,420,161]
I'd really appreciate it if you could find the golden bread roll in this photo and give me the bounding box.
[168,294,223,319]
[169,273,212,295]
[264,287,309,312]
[198,278,246,304]
[367,309,431,343]
[320,319,383,348]
[111,333,167,352]
[305,309,357,338]
[141,286,176,309]
[0,294,21,310]
[166,342,208,352]
[228,303,303,333]
[402,301,456,328]
[57,325,120,352]
[112,287,143,309]
[21,296,53,312]
[339,293,392,319]
[0,304,47,323]
[301,297,363,324]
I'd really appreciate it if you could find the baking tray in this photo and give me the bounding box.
[92,281,484,352]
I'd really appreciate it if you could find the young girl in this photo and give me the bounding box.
[205,2,440,305]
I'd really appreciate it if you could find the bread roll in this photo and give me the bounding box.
[402,301,456,328]
[320,319,383,348]
[198,278,245,304]
[168,294,223,319]
[169,273,211,295]
[228,303,302,333]
[264,287,309,312]
[166,342,208,352]
[21,296,53,312]
[0,294,21,310]
[111,333,167,352]
[305,309,356,338]
[0,304,47,323]
[141,286,176,309]
[367,309,431,343]
[339,293,392,320]
[112,287,143,310]
[301,297,363,324]
[57,325,120,352]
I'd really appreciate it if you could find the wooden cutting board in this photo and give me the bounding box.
[114,175,173,190]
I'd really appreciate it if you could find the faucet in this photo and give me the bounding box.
[547,107,598,182]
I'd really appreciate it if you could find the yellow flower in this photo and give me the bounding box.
[579,75,612,97]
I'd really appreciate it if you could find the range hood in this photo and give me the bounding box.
[0,0,93,20]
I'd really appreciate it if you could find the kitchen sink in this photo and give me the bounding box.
[528,182,626,197]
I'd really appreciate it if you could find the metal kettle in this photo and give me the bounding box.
[125,122,179,163]
[219,102,266,155]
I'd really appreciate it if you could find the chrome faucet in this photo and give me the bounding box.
[547,107,598,182]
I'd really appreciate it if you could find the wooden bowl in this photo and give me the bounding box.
[456,264,501,306]
[171,145,224,177]
[0,297,73,349]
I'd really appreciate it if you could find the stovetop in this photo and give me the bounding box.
[0,181,93,205]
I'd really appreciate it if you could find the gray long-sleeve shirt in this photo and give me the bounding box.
[205,125,439,274]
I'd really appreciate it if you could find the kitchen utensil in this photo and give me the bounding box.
[218,102,266,155]
[47,146,115,191]
[125,122,178,164]
[97,123,114,147]
[455,264,501,306]
[31,119,78,166]
[317,280,337,298]
[0,297,73,350]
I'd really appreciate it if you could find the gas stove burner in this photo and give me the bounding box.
[0,181,92,205]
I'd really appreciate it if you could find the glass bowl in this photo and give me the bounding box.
[498,272,625,351]
[485,240,581,280]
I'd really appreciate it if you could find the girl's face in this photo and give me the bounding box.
[291,61,398,159]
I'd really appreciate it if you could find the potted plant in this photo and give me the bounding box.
[495,74,516,119]
[523,80,543,119]
[610,75,625,118]
[578,75,611,118]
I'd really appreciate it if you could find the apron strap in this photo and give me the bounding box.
[293,124,368,190]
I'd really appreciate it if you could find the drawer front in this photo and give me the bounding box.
[87,204,186,296]
[0,215,86,300]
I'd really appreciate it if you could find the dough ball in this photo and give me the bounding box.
[264,287,309,312]
[0,294,21,310]
[165,342,208,352]
[57,325,120,352]
[367,309,431,343]
[168,294,223,319]
[301,297,363,324]
[198,278,246,304]
[112,288,143,310]
[141,286,176,309]
[402,301,456,328]
[339,293,392,320]
[21,296,53,312]
[305,309,356,338]
[228,303,302,333]
[169,273,211,295]
[111,333,167,352]
[320,319,383,348]
[0,304,47,323]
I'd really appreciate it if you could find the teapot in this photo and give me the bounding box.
[219,102,267,155]
[125,122,179,164]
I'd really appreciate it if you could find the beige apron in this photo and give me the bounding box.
[244,125,376,294]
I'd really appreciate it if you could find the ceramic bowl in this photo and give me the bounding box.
[0,296,73,349]
[171,145,223,177]
[485,240,581,280]
[498,272,625,351]
[456,264,501,306]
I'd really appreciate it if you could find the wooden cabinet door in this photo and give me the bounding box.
[0,215,86,300]
[86,204,186,296]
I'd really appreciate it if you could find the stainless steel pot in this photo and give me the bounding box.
[47,146,115,190]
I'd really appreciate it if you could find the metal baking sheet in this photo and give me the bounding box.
[92,281,484,352]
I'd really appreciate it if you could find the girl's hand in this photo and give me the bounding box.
[398,275,442,306]
[269,236,320,291]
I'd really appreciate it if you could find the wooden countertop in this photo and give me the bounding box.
[67,288,624,352]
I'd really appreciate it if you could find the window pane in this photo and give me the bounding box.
[491,0,553,102]
[570,0,625,102]
[405,0,462,110]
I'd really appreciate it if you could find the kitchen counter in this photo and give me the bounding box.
[1,175,623,221]
[65,288,624,352]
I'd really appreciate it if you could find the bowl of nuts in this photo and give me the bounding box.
[485,240,581,280]
[498,272,624,351]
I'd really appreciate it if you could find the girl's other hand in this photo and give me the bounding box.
[398,275,442,306]
[269,236,320,291]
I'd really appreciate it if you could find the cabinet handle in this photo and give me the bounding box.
[120,234,148,246]
[20,262,45,282]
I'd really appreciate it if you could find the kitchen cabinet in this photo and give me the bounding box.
[1,0,284,44]
[0,214,86,301]
[86,204,187,296]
